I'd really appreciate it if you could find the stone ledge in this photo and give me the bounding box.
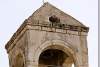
[27,25,88,36]
[5,19,89,51]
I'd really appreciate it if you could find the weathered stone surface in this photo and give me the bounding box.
[5,2,89,67]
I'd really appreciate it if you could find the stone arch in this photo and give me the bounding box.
[34,40,79,67]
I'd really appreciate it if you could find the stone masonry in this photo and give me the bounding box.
[5,2,89,67]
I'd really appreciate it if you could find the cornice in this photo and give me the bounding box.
[5,19,89,51]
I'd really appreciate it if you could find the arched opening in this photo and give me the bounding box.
[38,49,75,67]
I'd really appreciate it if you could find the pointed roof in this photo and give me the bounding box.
[5,2,89,50]
[28,2,87,27]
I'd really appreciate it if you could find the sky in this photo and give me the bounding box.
[0,0,98,67]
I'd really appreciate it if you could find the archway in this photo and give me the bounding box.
[38,49,75,67]
[34,40,78,67]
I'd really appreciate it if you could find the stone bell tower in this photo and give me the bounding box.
[5,2,89,67]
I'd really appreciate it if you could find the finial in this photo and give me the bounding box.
[43,0,48,4]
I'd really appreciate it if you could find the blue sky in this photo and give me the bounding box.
[0,0,98,67]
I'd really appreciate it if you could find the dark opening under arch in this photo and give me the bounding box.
[38,49,74,67]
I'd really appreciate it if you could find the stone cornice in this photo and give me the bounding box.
[5,19,89,51]
[5,19,28,50]
[29,21,89,32]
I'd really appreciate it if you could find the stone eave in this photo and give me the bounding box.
[5,18,89,51]
[5,19,29,51]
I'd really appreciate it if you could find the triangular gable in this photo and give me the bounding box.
[28,2,86,27]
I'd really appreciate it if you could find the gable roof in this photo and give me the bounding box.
[5,2,89,51]
[28,2,87,27]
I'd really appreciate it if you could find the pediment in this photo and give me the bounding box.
[28,2,86,27]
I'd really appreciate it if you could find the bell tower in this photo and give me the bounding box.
[5,2,89,67]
